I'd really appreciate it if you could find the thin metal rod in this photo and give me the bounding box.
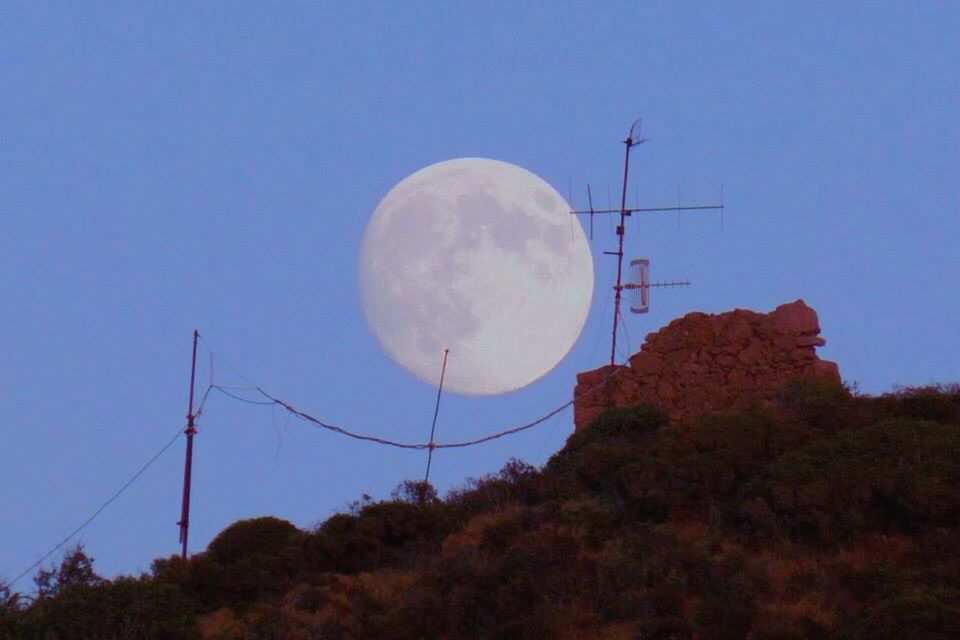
[423,348,449,486]
[178,329,199,558]
[625,280,692,290]
[572,204,724,215]
[610,133,636,367]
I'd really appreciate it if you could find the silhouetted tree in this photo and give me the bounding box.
[34,543,101,599]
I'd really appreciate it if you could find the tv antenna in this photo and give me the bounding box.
[571,119,723,366]
[625,258,691,315]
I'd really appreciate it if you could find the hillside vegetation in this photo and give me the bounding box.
[3,381,959,639]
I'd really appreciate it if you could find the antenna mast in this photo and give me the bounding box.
[177,330,199,558]
[610,122,643,367]
[572,120,724,366]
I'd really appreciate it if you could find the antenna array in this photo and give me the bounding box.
[571,120,723,366]
[624,258,692,315]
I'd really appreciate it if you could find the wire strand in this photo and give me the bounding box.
[1,426,184,591]
[1,339,634,593]
[208,359,632,453]
[197,336,261,390]
[213,386,277,406]
[589,273,615,363]
[618,308,633,361]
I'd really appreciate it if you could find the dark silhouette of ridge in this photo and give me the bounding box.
[4,380,959,639]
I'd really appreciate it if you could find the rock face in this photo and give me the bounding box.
[573,300,841,430]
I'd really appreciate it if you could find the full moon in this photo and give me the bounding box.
[359,158,594,396]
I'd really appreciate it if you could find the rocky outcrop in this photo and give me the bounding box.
[573,300,841,429]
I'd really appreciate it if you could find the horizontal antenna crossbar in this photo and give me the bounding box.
[623,280,691,289]
[571,204,723,215]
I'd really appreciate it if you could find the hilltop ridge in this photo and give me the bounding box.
[575,300,840,429]
[3,304,959,640]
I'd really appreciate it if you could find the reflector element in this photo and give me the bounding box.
[626,258,650,314]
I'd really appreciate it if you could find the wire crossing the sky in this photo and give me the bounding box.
[0,426,185,591]
[248,385,577,450]
[0,387,217,592]
[203,350,629,451]
[2,339,628,592]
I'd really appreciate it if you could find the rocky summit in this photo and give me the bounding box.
[574,300,841,429]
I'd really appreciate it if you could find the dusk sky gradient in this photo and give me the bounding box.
[2,3,958,584]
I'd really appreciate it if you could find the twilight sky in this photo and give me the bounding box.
[2,3,957,585]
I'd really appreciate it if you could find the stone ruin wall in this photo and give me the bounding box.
[573,300,841,430]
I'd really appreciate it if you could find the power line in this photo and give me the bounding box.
[212,386,277,406]
[431,401,573,449]
[205,357,632,452]
[196,336,260,390]
[1,425,184,592]
[2,323,642,595]
[253,385,568,450]
[2,342,636,593]
[254,387,430,450]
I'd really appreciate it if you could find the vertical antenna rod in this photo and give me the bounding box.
[423,348,449,487]
[610,121,644,366]
[178,329,199,558]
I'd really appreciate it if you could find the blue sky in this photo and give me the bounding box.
[2,3,957,584]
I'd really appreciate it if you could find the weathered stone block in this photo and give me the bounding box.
[572,300,841,429]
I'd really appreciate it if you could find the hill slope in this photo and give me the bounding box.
[3,382,960,639]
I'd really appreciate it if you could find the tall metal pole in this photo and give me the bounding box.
[610,125,642,366]
[423,348,449,487]
[178,330,199,558]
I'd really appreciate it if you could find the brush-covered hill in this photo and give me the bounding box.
[3,381,959,639]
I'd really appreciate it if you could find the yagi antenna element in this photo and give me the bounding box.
[624,258,691,314]
[626,258,651,314]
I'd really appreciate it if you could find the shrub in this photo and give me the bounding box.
[881,384,960,425]
[25,548,199,640]
[308,498,454,574]
[838,588,960,639]
[544,403,666,501]
[188,517,307,611]
[445,458,544,518]
[206,516,302,564]
[745,419,960,544]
